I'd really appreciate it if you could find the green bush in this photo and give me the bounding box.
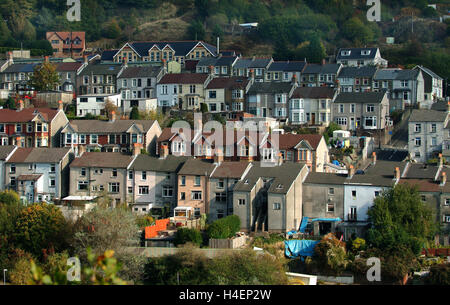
[174,228,203,247]
[313,233,349,276]
[425,264,450,285]
[207,215,241,239]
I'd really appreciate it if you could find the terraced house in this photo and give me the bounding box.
[69,152,136,207]
[77,60,125,95]
[106,41,217,66]
[196,54,239,77]
[204,76,251,113]
[0,103,68,148]
[232,57,273,82]
[336,47,388,68]
[117,65,165,115]
[127,154,188,215]
[233,162,308,233]
[300,63,341,87]
[156,73,212,110]
[265,61,307,83]
[337,66,378,93]
[60,116,161,156]
[5,147,73,204]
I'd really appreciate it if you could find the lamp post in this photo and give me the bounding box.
[3,269,7,285]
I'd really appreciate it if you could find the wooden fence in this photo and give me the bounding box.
[421,248,450,256]
[144,219,170,239]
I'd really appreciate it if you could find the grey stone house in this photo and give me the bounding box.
[265,61,307,83]
[247,81,298,120]
[332,91,390,131]
[233,162,309,233]
[336,47,388,68]
[300,63,342,87]
[117,64,165,116]
[337,66,377,93]
[232,57,273,82]
[408,109,449,162]
[196,55,239,77]
[208,161,252,221]
[77,60,125,95]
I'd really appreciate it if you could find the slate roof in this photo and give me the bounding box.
[409,109,448,122]
[3,63,38,73]
[101,50,118,61]
[336,48,378,60]
[234,57,272,69]
[126,41,217,58]
[275,134,323,150]
[118,65,162,78]
[70,152,135,168]
[337,66,377,78]
[17,174,42,181]
[247,82,294,94]
[8,148,71,163]
[234,162,305,194]
[403,163,440,180]
[210,161,251,179]
[131,154,189,172]
[431,101,448,112]
[66,120,157,133]
[0,146,17,160]
[304,172,349,185]
[177,158,216,176]
[55,62,84,72]
[197,56,238,67]
[334,91,387,104]
[348,160,407,187]
[414,65,442,80]
[291,87,335,99]
[79,62,123,75]
[0,108,60,123]
[158,73,209,84]
[268,61,307,72]
[206,77,249,90]
[303,63,341,74]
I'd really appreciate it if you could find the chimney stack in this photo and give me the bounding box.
[291,74,297,85]
[249,69,255,82]
[394,167,400,181]
[447,101,450,113]
[58,100,63,111]
[133,143,141,156]
[278,152,283,166]
[348,165,355,178]
[439,153,443,167]
[18,100,24,111]
[322,58,326,65]
[214,147,224,164]
[217,36,220,55]
[162,59,166,70]
[78,144,86,157]
[83,55,88,65]
[7,51,13,61]
[209,65,214,76]
[372,151,377,165]
[161,144,169,159]
[110,111,116,122]
[123,56,128,67]
[441,172,447,186]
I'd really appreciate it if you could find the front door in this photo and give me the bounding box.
[319,222,331,235]
[262,108,267,117]
[350,118,355,130]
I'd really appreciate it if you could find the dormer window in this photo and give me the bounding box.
[361,50,371,56]
[341,50,351,56]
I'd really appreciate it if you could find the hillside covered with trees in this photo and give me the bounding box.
[0,0,449,79]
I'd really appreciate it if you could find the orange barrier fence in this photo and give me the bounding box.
[145,218,170,239]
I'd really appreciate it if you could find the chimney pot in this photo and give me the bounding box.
[58,100,63,111]
[441,172,447,186]
[394,167,400,181]
[18,100,24,111]
[372,152,377,165]
[161,144,169,159]
[439,153,443,166]
[348,165,355,178]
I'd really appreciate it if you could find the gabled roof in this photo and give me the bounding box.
[268,61,307,72]
[3,63,38,73]
[336,47,378,60]
[211,161,251,179]
[64,120,157,134]
[8,147,71,163]
[403,163,440,179]
[0,108,60,123]
[234,57,272,69]
[131,154,189,172]
[70,152,135,168]
[177,158,216,176]
[276,134,323,150]
[291,87,335,99]
[197,56,238,67]
[337,66,377,78]
[46,31,85,42]
[409,109,448,122]
[414,65,442,80]
[248,82,295,94]
[118,65,163,79]
[206,77,249,90]
[56,62,84,72]
[334,91,387,104]
[158,73,209,84]
[79,62,123,75]
[303,63,341,74]
[101,50,119,61]
[124,41,217,58]
[0,146,17,160]
[234,162,305,194]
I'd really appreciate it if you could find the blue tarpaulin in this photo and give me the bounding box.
[299,216,309,233]
[285,240,319,260]
[310,218,342,222]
